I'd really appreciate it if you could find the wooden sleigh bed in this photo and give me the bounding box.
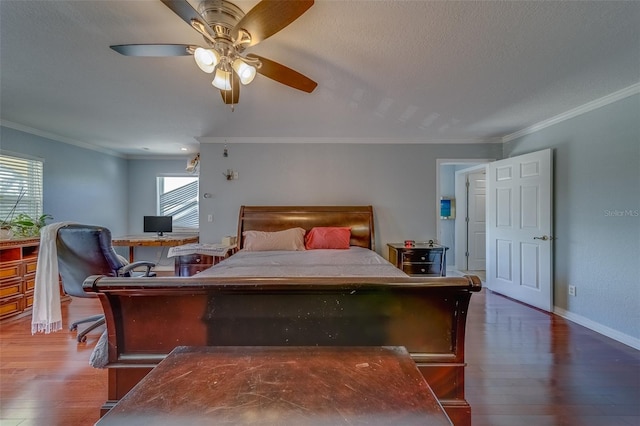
[85,206,481,425]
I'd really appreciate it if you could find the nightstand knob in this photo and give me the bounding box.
[420,268,426,272]
[196,258,201,263]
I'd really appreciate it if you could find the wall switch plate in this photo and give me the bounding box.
[232,171,239,179]
[207,214,213,222]
[568,285,576,296]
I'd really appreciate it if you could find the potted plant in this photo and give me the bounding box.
[11,213,54,238]
[0,221,13,239]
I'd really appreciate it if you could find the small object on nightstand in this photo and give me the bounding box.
[222,236,237,246]
[404,240,415,248]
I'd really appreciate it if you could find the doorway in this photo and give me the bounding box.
[436,159,492,275]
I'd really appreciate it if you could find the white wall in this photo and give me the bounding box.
[504,93,640,344]
[0,126,129,237]
[198,142,502,256]
[126,158,192,266]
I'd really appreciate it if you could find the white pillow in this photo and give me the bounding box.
[242,227,306,251]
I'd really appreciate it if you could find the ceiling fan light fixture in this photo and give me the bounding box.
[212,67,233,90]
[194,47,220,73]
[232,58,257,85]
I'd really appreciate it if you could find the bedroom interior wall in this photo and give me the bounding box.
[0,126,129,237]
[503,93,640,344]
[127,158,193,268]
[439,164,457,266]
[198,142,502,256]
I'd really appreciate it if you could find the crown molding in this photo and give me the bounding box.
[0,120,124,158]
[502,83,640,143]
[197,136,502,144]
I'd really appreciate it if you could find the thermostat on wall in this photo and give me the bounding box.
[440,198,455,220]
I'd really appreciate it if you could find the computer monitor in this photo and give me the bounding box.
[144,216,172,237]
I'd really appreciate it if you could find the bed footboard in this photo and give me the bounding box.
[85,275,481,426]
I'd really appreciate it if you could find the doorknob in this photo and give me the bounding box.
[533,235,556,241]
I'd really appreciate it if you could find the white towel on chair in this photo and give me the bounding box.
[31,222,74,334]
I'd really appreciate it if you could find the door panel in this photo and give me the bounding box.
[487,149,553,311]
[467,171,486,271]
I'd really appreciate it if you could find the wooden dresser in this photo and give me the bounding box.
[0,238,40,320]
[388,243,449,276]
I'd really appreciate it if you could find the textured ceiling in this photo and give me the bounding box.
[1,0,639,157]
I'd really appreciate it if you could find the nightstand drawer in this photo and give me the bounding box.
[176,254,213,264]
[175,254,215,277]
[402,263,440,275]
[402,250,443,263]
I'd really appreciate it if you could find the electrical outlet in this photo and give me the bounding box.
[232,171,239,179]
[568,285,576,297]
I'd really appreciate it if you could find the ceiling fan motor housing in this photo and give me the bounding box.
[198,0,245,43]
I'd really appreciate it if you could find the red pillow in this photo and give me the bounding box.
[305,227,351,250]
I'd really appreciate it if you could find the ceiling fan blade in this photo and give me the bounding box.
[248,54,317,93]
[110,44,193,57]
[232,0,314,47]
[160,0,217,44]
[220,73,240,105]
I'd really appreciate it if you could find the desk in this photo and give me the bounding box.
[111,234,198,262]
[97,346,452,426]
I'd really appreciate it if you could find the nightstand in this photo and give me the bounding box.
[387,243,449,276]
[171,244,236,277]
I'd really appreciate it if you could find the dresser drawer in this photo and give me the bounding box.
[25,293,34,309]
[24,259,38,274]
[0,295,24,318]
[24,275,36,292]
[0,279,23,299]
[0,263,22,281]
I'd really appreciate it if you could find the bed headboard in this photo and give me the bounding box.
[237,206,375,250]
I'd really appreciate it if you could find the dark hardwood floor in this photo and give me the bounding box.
[1,289,638,425]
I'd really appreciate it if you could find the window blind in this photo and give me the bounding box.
[0,154,44,222]
[158,178,198,229]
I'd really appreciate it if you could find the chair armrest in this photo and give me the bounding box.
[119,261,156,277]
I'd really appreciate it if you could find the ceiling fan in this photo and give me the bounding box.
[110,0,317,107]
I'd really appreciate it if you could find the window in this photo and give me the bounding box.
[157,176,199,230]
[0,153,44,222]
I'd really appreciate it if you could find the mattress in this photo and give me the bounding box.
[195,246,408,278]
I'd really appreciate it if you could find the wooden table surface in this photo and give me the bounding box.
[111,233,198,262]
[97,346,452,426]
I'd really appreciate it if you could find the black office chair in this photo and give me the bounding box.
[56,224,156,342]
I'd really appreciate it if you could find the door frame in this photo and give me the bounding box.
[454,163,489,271]
[436,159,493,271]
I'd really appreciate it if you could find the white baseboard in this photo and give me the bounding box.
[554,306,640,350]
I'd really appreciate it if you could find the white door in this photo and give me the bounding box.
[487,149,553,311]
[467,171,486,271]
